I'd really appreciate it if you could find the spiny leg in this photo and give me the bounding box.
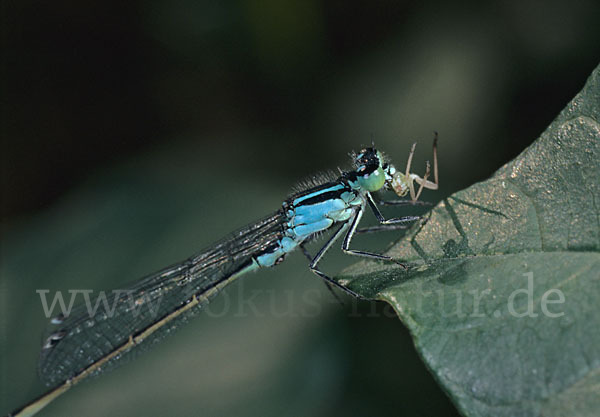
[356,224,411,234]
[378,199,432,207]
[300,243,343,302]
[341,205,407,268]
[374,191,431,212]
[366,193,420,225]
[306,222,363,299]
[358,193,419,234]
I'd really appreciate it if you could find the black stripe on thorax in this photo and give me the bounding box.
[294,188,351,207]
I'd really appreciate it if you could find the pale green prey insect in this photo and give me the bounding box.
[10,136,439,417]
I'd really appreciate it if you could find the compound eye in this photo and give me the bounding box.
[357,166,386,191]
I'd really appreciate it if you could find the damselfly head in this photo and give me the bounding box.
[353,147,386,192]
[352,147,409,196]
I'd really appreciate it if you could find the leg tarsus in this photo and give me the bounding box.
[378,199,432,207]
[356,224,411,234]
[341,204,408,269]
[306,223,363,299]
[324,281,345,304]
[366,192,420,225]
[310,266,363,299]
[301,243,344,302]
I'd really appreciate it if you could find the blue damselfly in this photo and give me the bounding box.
[10,136,439,416]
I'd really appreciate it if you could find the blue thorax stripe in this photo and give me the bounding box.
[292,183,347,206]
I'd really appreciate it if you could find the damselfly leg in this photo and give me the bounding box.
[304,203,414,298]
[341,206,406,267]
[356,193,421,234]
[303,223,363,298]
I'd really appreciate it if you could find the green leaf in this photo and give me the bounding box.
[340,64,600,416]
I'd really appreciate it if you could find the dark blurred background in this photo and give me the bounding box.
[1,1,599,416]
[3,0,600,221]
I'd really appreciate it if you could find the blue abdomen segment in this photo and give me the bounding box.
[255,236,298,267]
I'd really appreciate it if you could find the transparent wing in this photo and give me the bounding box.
[39,210,287,387]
